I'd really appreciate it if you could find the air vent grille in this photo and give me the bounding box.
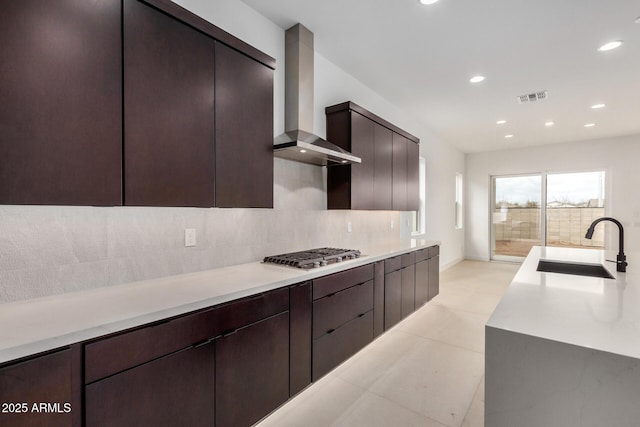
[517,90,548,104]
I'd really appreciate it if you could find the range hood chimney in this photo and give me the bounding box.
[273,24,360,166]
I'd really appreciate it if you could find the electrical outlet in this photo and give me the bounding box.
[347,222,352,233]
[185,228,196,247]
[390,220,394,229]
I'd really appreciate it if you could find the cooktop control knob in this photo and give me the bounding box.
[313,262,320,268]
[320,260,328,266]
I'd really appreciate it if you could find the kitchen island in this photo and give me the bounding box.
[485,246,640,427]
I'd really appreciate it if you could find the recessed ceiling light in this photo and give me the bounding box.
[584,123,596,128]
[598,40,623,52]
[469,75,485,83]
[496,120,507,125]
[545,121,555,127]
[419,0,439,4]
[505,134,514,139]
[299,149,307,153]
[591,103,606,109]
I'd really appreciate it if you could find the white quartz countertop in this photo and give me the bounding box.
[487,246,640,359]
[0,239,438,364]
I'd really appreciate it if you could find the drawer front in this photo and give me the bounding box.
[85,287,289,384]
[384,255,402,273]
[214,287,289,335]
[86,342,215,427]
[415,248,429,263]
[313,264,374,300]
[401,252,416,268]
[313,280,374,339]
[428,245,440,258]
[85,309,216,384]
[312,310,374,381]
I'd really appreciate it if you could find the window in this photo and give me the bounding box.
[411,157,426,235]
[491,170,605,261]
[455,173,463,229]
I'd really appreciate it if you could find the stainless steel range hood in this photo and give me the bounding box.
[273,24,360,166]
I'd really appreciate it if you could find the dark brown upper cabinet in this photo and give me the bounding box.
[1,0,275,208]
[392,133,408,211]
[123,0,216,207]
[124,0,274,208]
[326,102,419,211]
[214,41,274,208]
[0,0,122,206]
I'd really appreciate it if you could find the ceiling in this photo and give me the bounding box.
[241,0,640,153]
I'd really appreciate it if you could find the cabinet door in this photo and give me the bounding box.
[428,255,440,301]
[373,123,393,210]
[407,140,420,211]
[415,260,429,308]
[350,112,375,209]
[0,0,121,205]
[373,261,385,337]
[290,282,312,396]
[215,41,273,208]
[86,343,215,427]
[0,349,75,427]
[123,0,216,207]
[384,270,402,330]
[312,311,374,381]
[401,265,415,319]
[392,133,408,210]
[216,312,289,427]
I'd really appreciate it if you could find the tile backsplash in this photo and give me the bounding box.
[0,159,403,302]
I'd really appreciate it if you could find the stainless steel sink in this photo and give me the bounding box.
[536,259,615,279]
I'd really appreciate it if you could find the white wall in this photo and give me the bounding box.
[0,0,465,302]
[465,134,640,261]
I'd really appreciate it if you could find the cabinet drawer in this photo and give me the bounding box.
[415,248,429,263]
[86,342,215,427]
[428,245,440,258]
[214,287,289,335]
[401,252,416,268]
[85,287,288,384]
[85,309,216,384]
[313,264,374,300]
[384,256,402,273]
[313,280,374,339]
[312,310,374,380]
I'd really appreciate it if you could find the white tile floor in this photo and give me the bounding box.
[256,260,520,427]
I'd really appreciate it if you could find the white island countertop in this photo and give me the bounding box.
[487,246,640,360]
[0,239,438,364]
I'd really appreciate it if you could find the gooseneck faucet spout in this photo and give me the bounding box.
[585,217,627,272]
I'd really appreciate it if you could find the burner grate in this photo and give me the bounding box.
[263,247,361,269]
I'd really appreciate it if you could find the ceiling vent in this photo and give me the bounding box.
[517,90,548,104]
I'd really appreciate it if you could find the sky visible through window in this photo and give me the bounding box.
[495,171,605,206]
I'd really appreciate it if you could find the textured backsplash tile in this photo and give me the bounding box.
[0,161,403,303]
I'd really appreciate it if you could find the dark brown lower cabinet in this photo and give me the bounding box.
[290,282,312,397]
[415,259,429,308]
[373,261,385,337]
[384,269,402,330]
[312,311,374,380]
[401,264,415,319]
[429,254,440,301]
[216,312,290,427]
[0,348,77,427]
[85,343,215,427]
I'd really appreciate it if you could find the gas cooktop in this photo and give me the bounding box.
[263,247,361,269]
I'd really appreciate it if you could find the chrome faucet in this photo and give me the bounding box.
[585,217,627,272]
